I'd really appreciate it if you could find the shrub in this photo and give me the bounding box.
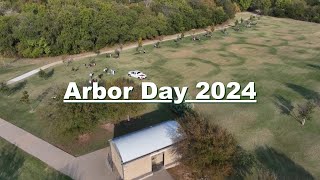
[38,69,46,78]
[174,112,255,179]
[38,78,146,136]
[0,82,9,94]
[38,69,54,79]
[170,101,194,116]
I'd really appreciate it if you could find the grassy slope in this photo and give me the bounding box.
[0,137,71,180]
[0,14,319,178]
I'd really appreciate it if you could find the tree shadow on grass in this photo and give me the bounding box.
[307,64,320,70]
[228,147,256,180]
[286,83,320,101]
[46,69,55,79]
[8,81,27,95]
[273,95,294,115]
[255,146,314,180]
[113,104,176,137]
[0,144,25,180]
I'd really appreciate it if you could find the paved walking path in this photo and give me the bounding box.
[6,12,252,85]
[0,117,173,180]
[0,118,116,180]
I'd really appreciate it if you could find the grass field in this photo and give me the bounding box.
[0,137,71,180]
[0,14,319,178]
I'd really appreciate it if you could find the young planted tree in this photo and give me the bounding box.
[114,49,120,58]
[20,90,33,112]
[296,101,315,126]
[38,69,46,78]
[138,37,143,48]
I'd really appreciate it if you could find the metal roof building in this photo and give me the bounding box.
[108,120,181,180]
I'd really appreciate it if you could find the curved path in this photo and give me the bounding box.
[6,12,253,85]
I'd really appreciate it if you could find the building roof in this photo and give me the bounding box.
[111,120,180,164]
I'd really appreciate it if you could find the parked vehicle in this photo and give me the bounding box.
[128,70,147,80]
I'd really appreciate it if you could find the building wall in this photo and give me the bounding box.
[123,155,152,180]
[123,146,179,180]
[163,146,178,167]
[110,142,124,179]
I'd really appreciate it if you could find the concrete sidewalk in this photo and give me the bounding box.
[0,118,75,175]
[0,118,116,180]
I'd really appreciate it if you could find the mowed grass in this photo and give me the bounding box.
[0,14,320,178]
[0,57,58,82]
[0,137,71,180]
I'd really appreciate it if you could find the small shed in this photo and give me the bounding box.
[109,120,181,180]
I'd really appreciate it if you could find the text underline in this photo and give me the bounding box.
[63,100,257,103]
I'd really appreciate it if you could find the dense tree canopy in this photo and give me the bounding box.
[174,112,255,179]
[250,0,320,22]
[38,78,146,136]
[0,0,234,58]
[0,0,318,58]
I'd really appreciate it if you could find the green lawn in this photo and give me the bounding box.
[0,57,56,82]
[0,137,71,180]
[0,14,320,178]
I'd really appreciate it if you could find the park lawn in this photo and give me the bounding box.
[0,14,320,178]
[0,57,57,82]
[0,137,71,180]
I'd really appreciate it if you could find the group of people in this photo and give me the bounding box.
[88,67,116,85]
[192,35,201,41]
[103,67,116,75]
[84,62,97,68]
[89,73,98,84]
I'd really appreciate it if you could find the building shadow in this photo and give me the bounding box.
[113,104,176,137]
[0,144,25,180]
[273,94,294,115]
[255,146,314,180]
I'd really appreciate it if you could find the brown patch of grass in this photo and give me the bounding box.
[78,133,91,144]
[246,37,284,46]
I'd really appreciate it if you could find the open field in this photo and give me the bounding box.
[0,14,320,178]
[0,137,71,180]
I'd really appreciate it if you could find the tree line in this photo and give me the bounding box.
[0,0,238,58]
[241,0,320,22]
